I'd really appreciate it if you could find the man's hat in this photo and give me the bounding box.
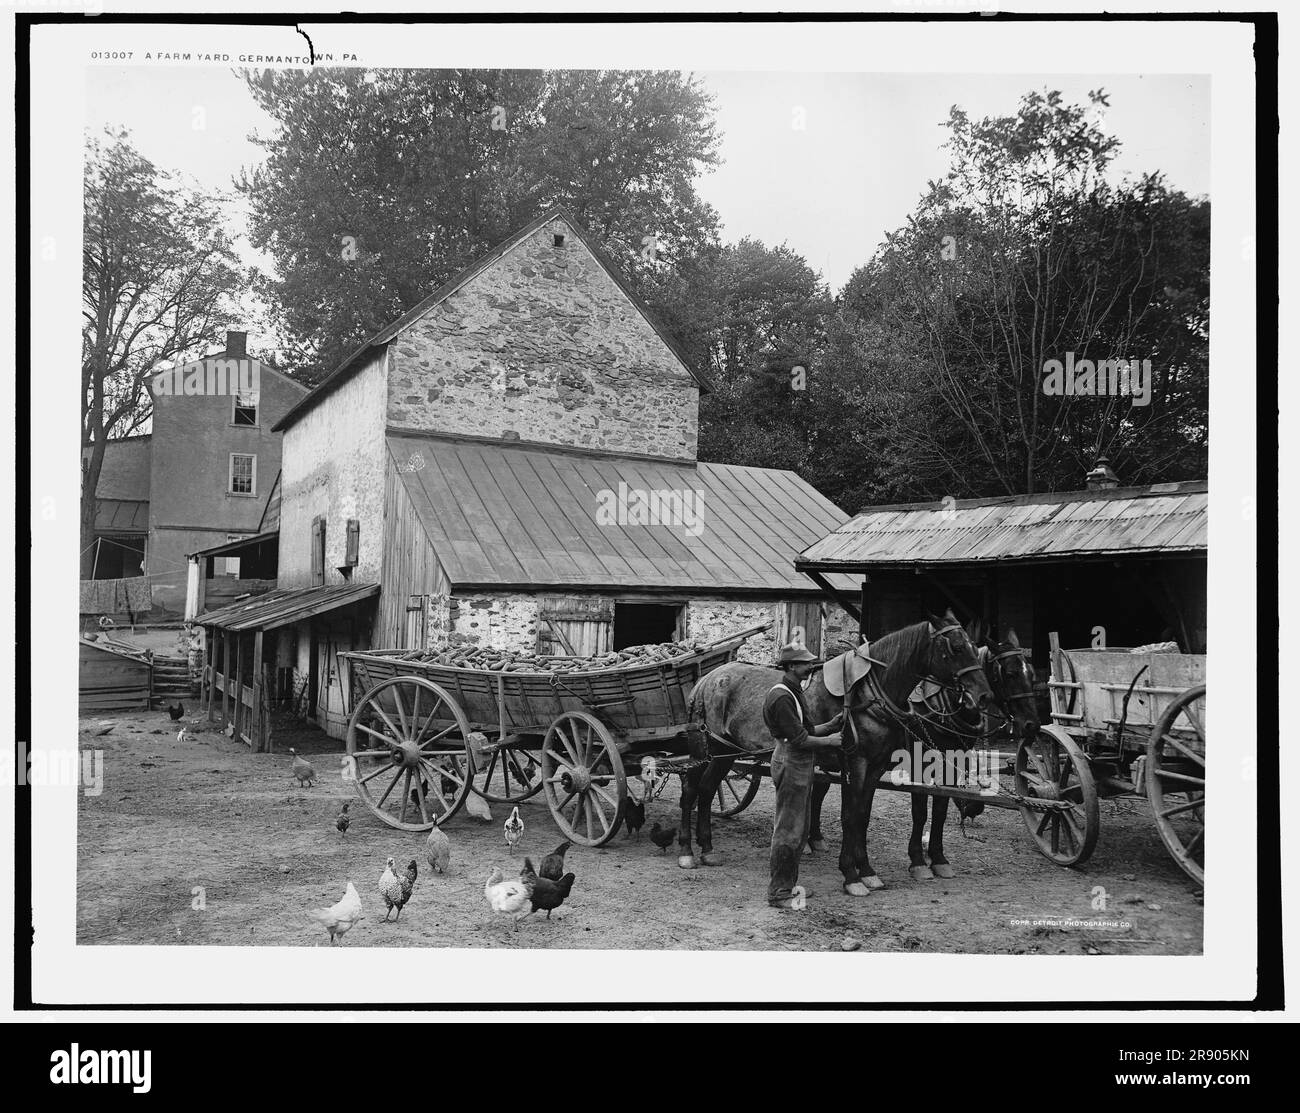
[778,642,820,665]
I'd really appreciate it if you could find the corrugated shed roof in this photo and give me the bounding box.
[94,498,149,534]
[274,206,708,433]
[388,433,854,593]
[797,481,1207,571]
[188,530,279,560]
[196,583,379,631]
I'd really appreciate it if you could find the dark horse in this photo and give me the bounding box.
[681,611,993,895]
[808,624,1041,883]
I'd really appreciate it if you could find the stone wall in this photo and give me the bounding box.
[685,598,784,665]
[279,351,388,589]
[386,216,699,460]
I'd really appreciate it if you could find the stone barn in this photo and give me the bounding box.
[198,207,856,745]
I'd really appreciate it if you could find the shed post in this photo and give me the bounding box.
[252,629,266,753]
[233,632,245,744]
[205,626,217,722]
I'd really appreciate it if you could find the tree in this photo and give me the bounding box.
[238,68,722,382]
[848,89,1209,498]
[81,129,242,577]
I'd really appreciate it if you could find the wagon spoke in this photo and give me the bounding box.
[1161,733,1205,767]
[375,765,404,809]
[370,702,405,745]
[1035,809,1053,837]
[1155,768,1205,788]
[1159,798,1204,820]
[415,773,431,825]
[356,722,401,748]
[584,796,598,840]
[392,686,411,739]
[1182,700,1205,738]
[399,769,412,824]
[557,788,576,816]
[590,794,612,835]
[558,724,581,764]
[1185,826,1205,854]
[590,782,619,810]
[417,723,460,751]
[358,761,399,786]
[482,746,503,791]
[429,757,467,791]
[419,758,451,813]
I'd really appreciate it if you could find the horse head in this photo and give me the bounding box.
[926,610,994,710]
[982,627,1040,741]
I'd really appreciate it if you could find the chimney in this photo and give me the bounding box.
[225,330,247,358]
[1085,456,1120,491]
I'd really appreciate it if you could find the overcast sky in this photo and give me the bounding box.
[86,66,1209,300]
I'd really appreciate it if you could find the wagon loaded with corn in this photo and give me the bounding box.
[338,623,771,845]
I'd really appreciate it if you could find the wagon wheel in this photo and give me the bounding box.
[476,740,544,804]
[541,711,626,847]
[345,676,473,832]
[713,761,763,817]
[1015,725,1100,867]
[1147,684,1205,885]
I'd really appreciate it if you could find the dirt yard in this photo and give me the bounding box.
[77,710,1203,953]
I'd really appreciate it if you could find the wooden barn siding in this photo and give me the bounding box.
[79,641,151,711]
[378,459,449,650]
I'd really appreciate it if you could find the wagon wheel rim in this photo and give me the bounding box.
[541,711,625,847]
[713,761,763,818]
[1147,684,1205,885]
[346,676,473,832]
[1015,725,1099,867]
[476,740,544,804]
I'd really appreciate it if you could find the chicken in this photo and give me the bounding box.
[539,840,570,882]
[426,827,450,874]
[393,859,417,919]
[650,822,676,853]
[517,857,575,922]
[288,748,316,788]
[335,801,350,835]
[484,867,531,929]
[309,882,365,945]
[378,856,408,921]
[956,797,985,835]
[167,702,185,721]
[464,780,493,823]
[624,794,646,840]
[503,805,525,852]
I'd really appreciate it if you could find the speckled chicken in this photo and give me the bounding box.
[484,867,531,930]
[309,882,365,945]
[426,827,450,874]
[503,806,525,852]
[289,748,316,788]
[378,856,416,921]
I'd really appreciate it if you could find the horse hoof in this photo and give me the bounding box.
[677,855,698,870]
[910,865,935,881]
[864,874,886,890]
[700,850,724,866]
[843,881,872,897]
[932,863,955,879]
[808,839,828,853]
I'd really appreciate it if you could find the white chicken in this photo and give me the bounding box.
[464,777,493,823]
[484,867,531,930]
[309,882,365,945]
[504,805,525,852]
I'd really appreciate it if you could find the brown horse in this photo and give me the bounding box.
[682,611,993,895]
[808,624,1041,883]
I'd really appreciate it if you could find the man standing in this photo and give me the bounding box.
[765,642,844,909]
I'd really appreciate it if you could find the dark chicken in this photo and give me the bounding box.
[650,822,675,853]
[538,840,571,882]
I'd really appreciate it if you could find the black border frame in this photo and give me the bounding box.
[15,8,1281,1013]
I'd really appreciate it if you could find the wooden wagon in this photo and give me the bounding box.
[337,623,771,845]
[1029,634,1206,882]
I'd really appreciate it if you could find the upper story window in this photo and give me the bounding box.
[229,453,256,496]
[232,389,259,427]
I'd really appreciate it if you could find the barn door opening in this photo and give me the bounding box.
[781,600,824,656]
[537,596,613,656]
[613,602,683,650]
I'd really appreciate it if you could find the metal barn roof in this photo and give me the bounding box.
[196,583,379,631]
[388,433,854,594]
[797,480,1207,573]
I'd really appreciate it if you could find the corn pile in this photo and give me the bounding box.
[393,641,709,673]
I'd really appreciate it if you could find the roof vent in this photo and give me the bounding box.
[553,232,566,248]
[1085,457,1120,491]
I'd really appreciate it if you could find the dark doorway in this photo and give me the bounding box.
[614,603,682,650]
[91,534,146,579]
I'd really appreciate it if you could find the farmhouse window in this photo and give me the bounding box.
[231,389,259,427]
[345,519,360,566]
[311,517,326,586]
[537,595,613,656]
[229,453,256,496]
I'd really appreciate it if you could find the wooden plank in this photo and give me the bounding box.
[252,629,265,753]
[233,633,244,741]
